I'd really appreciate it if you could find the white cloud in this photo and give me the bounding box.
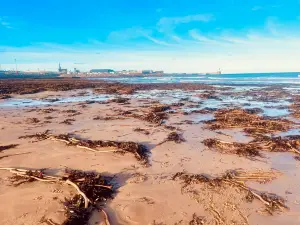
[108,27,151,41]
[265,17,279,35]
[107,27,174,46]
[189,29,223,45]
[0,17,13,29]
[157,14,214,32]
[252,6,263,11]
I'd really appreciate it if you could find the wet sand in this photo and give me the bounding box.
[0,80,300,225]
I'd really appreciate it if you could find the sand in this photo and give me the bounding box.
[1,88,300,225]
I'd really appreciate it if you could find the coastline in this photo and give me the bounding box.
[0,79,300,225]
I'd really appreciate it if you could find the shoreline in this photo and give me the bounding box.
[0,79,299,225]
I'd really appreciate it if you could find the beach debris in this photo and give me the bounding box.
[0,167,115,225]
[205,109,292,135]
[60,119,76,125]
[0,144,19,152]
[159,132,186,145]
[142,111,168,125]
[203,135,300,158]
[173,169,287,214]
[93,116,125,121]
[26,117,40,124]
[0,152,31,161]
[41,108,57,114]
[150,105,171,112]
[0,94,12,99]
[197,92,221,100]
[289,103,300,118]
[133,128,150,135]
[19,131,150,164]
[294,156,300,161]
[63,110,82,117]
[203,139,263,159]
[164,125,178,130]
[251,135,300,154]
[189,213,206,225]
[45,116,55,120]
[109,97,130,104]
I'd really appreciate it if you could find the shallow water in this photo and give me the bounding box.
[0,94,112,107]
[279,129,300,136]
[0,87,294,118]
[88,72,300,85]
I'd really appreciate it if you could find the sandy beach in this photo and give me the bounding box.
[0,79,300,225]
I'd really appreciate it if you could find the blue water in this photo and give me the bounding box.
[89,72,300,85]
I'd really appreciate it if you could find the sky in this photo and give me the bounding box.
[0,0,300,73]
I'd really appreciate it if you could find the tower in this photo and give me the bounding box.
[58,63,62,72]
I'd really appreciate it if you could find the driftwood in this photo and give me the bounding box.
[203,135,300,159]
[0,167,114,225]
[173,169,287,214]
[205,109,292,136]
[19,131,150,164]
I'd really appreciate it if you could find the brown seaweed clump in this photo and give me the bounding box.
[93,116,124,121]
[125,104,170,125]
[60,119,76,125]
[289,103,300,118]
[0,94,12,99]
[203,135,300,159]
[133,128,150,135]
[173,170,287,214]
[62,169,115,225]
[251,135,300,154]
[203,138,263,159]
[40,108,57,114]
[26,117,41,124]
[0,144,19,152]
[159,132,186,145]
[189,213,206,225]
[142,111,168,125]
[205,109,292,136]
[63,110,82,117]
[19,131,150,164]
[4,167,116,225]
[109,97,130,104]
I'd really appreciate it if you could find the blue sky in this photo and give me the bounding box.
[1,0,300,73]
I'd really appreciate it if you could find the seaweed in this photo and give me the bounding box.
[60,119,76,125]
[26,117,40,124]
[133,128,150,135]
[1,167,115,225]
[19,131,150,164]
[203,139,263,159]
[203,135,300,159]
[0,144,19,152]
[205,109,292,136]
[0,94,12,99]
[189,213,206,225]
[173,169,287,214]
[159,132,186,145]
[109,97,130,104]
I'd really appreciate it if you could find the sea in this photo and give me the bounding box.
[88,72,300,86]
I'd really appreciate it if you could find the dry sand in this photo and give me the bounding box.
[0,89,300,225]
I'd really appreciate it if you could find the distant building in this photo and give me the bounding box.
[142,70,153,74]
[58,63,67,73]
[74,68,80,73]
[90,69,114,73]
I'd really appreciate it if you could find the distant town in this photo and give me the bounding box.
[0,63,221,78]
